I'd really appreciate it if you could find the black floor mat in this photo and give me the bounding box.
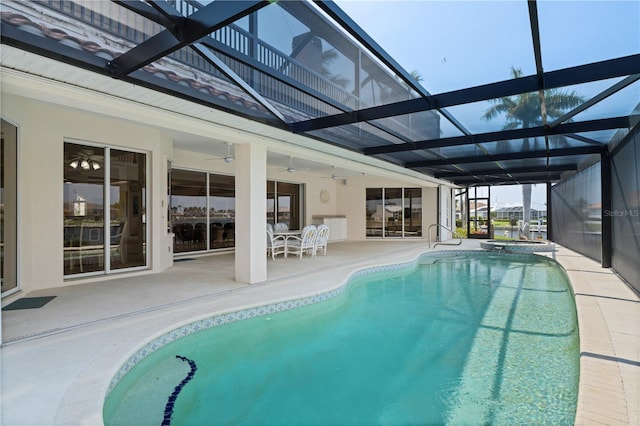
[3,296,57,311]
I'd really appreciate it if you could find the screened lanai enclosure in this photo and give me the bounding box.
[1,0,639,291]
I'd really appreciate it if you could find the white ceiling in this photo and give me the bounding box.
[167,129,358,178]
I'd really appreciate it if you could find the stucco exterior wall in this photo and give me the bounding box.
[1,91,450,293]
[3,93,173,292]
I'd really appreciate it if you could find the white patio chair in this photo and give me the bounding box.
[314,224,330,256]
[267,227,286,260]
[285,225,317,259]
[274,222,289,233]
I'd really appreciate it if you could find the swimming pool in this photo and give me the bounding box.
[104,252,579,425]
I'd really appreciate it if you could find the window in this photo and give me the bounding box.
[169,170,235,253]
[168,173,301,253]
[366,188,384,237]
[384,188,403,238]
[468,186,491,238]
[1,119,18,293]
[170,169,207,253]
[64,143,147,276]
[267,180,303,230]
[404,188,423,237]
[210,174,235,249]
[110,149,147,270]
[366,187,422,238]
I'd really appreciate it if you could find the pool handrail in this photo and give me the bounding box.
[428,223,463,248]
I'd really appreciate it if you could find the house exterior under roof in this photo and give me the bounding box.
[1,0,639,317]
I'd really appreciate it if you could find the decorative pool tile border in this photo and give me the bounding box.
[106,250,542,395]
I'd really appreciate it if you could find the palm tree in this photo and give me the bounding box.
[484,67,584,238]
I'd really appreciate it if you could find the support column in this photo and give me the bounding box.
[546,182,553,241]
[235,143,267,283]
[438,185,452,240]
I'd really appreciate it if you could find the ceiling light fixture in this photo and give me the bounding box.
[69,154,101,170]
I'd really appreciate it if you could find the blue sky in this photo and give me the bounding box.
[335,1,639,93]
[333,0,639,205]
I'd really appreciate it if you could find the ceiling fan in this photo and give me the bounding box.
[206,143,234,163]
[277,157,310,173]
[322,166,349,180]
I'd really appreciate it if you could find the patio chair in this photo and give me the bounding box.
[314,224,330,256]
[77,224,103,272]
[210,223,224,249]
[110,221,128,266]
[274,222,289,233]
[267,227,286,260]
[286,225,318,259]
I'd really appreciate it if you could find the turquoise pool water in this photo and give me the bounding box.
[104,252,579,425]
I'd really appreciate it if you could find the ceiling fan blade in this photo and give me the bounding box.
[207,143,233,163]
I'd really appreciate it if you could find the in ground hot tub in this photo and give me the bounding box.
[480,239,556,253]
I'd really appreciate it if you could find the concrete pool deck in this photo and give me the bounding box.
[1,240,638,425]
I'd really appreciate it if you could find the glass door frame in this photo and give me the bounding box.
[109,147,149,272]
[467,185,492,239]
[1,118,19,297]
[267,180,304,230]
[366,187,422,239]
[64,140,149,277]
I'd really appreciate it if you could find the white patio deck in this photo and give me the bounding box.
[1,240,638,425]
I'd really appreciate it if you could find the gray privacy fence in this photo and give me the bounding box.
[551,127,640,294]
[551,163,602,263]
[611,129,640,294]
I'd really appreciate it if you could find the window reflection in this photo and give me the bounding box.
[64,143,105,274]
[63,144,146,275]
[366,187,422,238]
[275,182,300,229]
[267,180,276,225]
[267,181,302,230]
[384,188,403,238]
[366,188,384,237]
[1,119,18,293]
[468,186,492,238]
[168,172,304,253]
[404,188,423,237]
[169,170,237,253]
[110,149,146,270]
[170,169,207,253]
[210,174,235,249]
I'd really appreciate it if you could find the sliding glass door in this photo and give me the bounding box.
[1,119,18,293]
[169,169,236,253]
[64,142,147,276]
[384,188,403,238]
[210,174,235,250]
[110,149,147,269]
[468,185,492,238]
[168,172,302,253]
[366,188,384,237]
[404,188,423,237]
[170,169,207,253]
[275,181,301,229]
[267,180,303,230]
[366,187,422,238]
